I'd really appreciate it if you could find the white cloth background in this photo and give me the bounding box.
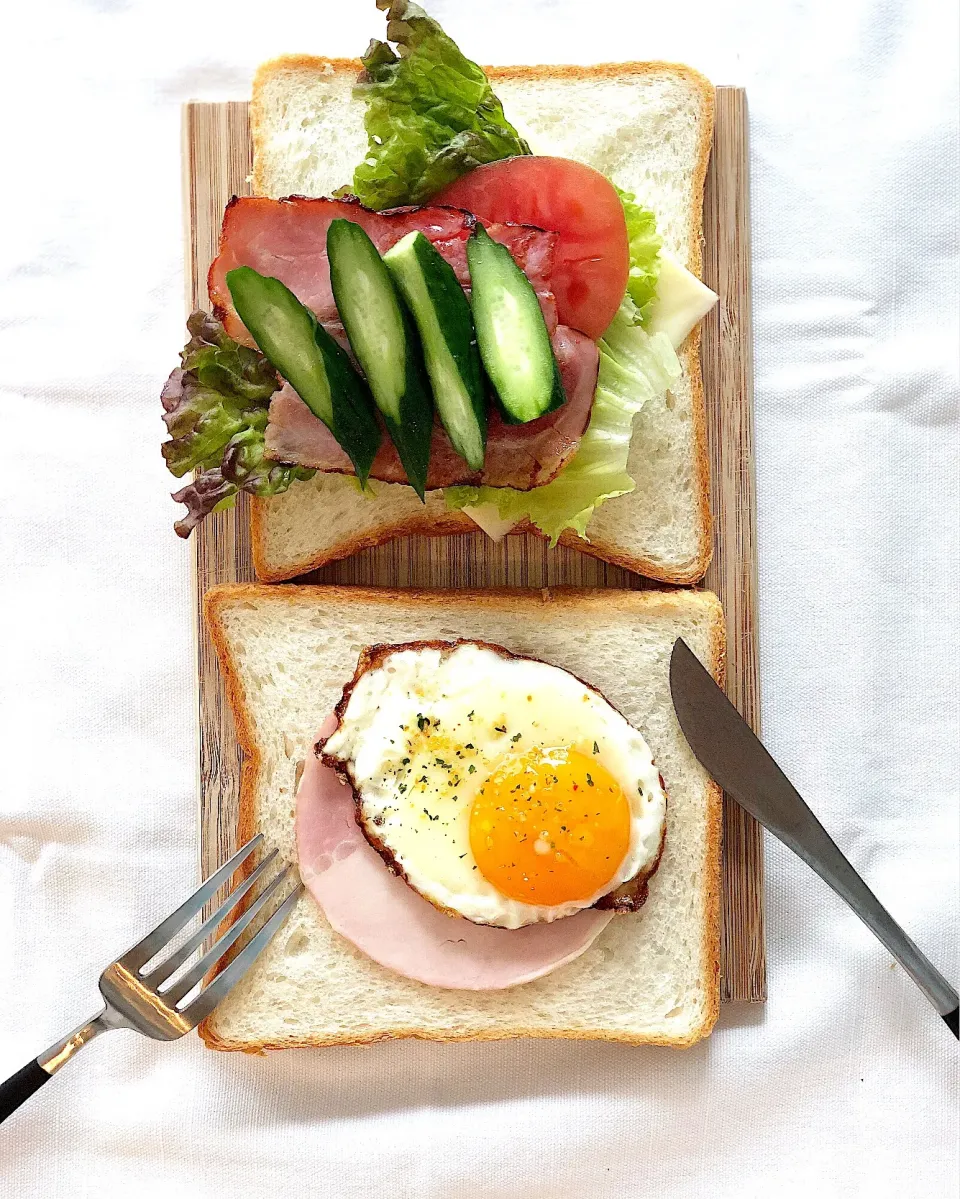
[1,0,957,1194]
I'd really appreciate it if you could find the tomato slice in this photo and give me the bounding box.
[436,157,629,340]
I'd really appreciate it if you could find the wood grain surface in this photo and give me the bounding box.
[701,90,766,1002]
[183,90,765,1002]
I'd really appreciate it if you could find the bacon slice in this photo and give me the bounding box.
[296,717,613,991]
[264,325,599,491]
[208,195,559,341]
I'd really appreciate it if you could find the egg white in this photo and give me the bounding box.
[322,643,666,929]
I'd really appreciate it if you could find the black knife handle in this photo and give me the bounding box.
[0,1059,50,1126]
[944,1008,959,1039]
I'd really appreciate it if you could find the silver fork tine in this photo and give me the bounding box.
[119,835,264,971]
[141,849,279,989]
[181,884,303,1027]
[1,836,301,1128]
[161,865,292,1005]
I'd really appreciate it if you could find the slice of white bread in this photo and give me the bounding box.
[199,585,724,1050]
[247,60,714,584]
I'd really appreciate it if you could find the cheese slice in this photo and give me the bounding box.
[644,249,718,348]
[461,502,517,541]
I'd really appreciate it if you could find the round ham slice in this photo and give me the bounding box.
[208,196,559,345]
[295,718,613,990]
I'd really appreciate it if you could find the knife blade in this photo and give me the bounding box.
[669,637,958,1038]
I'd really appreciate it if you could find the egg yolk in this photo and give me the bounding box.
[468,747,632,906]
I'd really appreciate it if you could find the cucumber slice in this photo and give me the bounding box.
[226,266,381,484]
[327,219,433,498]
[383,231,486,471]
[466,223,566,424]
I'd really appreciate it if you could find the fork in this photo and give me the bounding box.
[0,834,301,1126]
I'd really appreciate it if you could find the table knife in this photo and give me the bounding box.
[670,638,958,1038]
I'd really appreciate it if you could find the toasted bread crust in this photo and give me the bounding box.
[198,584,724,1051]
[248,58,715,584]
[251,498,476,583]
[559,339,713,582]
[250,56,363,195]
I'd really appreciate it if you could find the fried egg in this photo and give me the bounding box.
[320,641,666,929]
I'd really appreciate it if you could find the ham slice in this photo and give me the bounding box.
[264,325,599,491]
[295,718,613,990]
[208,195,559,342]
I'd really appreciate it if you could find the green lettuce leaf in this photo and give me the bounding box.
[350,0,530,210]
[161,311,314,537]
[445,298,681,543]
[616,185,662,324]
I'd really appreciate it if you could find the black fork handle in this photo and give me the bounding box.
[0,1059,50,1125]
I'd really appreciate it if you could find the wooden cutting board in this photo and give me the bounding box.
[183,89,765,1003]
